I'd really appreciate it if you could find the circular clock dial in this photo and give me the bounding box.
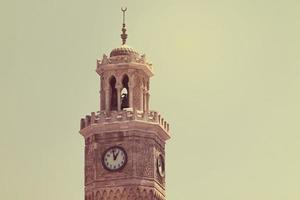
[157,154,165,177]
[102,146,127,171]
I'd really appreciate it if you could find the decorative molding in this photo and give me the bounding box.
[97,55,152,69]
[91,186,165,200]
[80,110,170,135]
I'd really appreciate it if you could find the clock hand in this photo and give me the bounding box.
[112,150,117,160]
[112,149,120,160]
[114,150,120,160]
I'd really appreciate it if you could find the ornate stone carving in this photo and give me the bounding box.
[97,54,152,69]
[114,70,121,80]
[102,54,110,64]
[95,191,101,200]
[80,110,170,134]
[139,54,146,64]
[93,186,164,200]
[133,76,142,109]
[136,139,154,178]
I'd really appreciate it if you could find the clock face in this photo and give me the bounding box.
[157,154,165,177]
[102,146,127,171]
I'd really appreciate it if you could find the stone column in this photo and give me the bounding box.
[146,92,150,112]
[128,80,134,108]
[127,69,135,109]
[143,89,147,112]
[128,86,133,108]
[99,89,102,111]
[105,87,110,112]
[140,86,144,111]
[146,81,150,112]
[116,85,122,111]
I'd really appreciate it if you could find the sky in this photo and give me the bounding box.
[1,0,300,199]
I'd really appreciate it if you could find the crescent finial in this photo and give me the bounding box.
[120,7,128,45]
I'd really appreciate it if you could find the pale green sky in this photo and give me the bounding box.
[1,0,300,200]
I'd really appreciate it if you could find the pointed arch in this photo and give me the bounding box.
[121,74,129,109]
[95,191,100,200]
[109,76,117,111]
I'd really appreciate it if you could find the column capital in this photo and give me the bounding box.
[116,83,123,90]
[128,82,134,88]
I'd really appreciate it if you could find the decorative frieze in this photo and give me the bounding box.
[97,54,152,70]
[86,186,165,200]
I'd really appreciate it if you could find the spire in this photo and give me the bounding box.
[121,7,128,45]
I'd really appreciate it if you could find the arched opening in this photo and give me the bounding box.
[121,74,129,110]
[110,76,117,111]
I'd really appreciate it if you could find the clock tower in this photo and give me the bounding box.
[79,8,170,200]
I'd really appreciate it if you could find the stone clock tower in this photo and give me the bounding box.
[79,8,170,200]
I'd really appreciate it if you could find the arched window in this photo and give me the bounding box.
[110,76,117,111]
[95,191,100,200]
[121,74,129,109]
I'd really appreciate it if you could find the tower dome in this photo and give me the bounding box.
[109,45,139,57]
[108,7,140,58]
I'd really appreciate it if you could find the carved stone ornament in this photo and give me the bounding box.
[91,186,165,200]
[139,54,146,64]
[102,54,110,64]
[136,139,154,178]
